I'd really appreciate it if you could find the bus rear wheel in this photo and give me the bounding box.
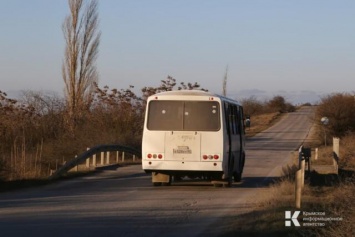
[233,172,242,182]
[234,152,245,182]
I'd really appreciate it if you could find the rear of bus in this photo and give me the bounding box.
[142,91,224,182]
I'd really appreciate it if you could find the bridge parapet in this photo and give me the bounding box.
[49,144,141,180]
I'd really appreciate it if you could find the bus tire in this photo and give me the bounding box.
[223,182,232,188]
[234,172,242,182]
[234,152,245,182]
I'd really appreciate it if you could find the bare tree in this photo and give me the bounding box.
[222,65,229,96]
[62,0,101,131]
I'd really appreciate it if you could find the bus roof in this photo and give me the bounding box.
[150,90,241,105]
[152,90,213,97]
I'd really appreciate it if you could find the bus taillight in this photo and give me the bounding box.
[147,153,163,159]
[202,154,219,160]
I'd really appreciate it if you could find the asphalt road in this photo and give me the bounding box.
[0,107,314,237]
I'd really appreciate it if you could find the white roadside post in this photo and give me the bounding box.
[295,146,304,208]
[295,169,302,209]
[333,137,340,172]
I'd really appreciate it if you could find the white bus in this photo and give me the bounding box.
[142,90,246,186]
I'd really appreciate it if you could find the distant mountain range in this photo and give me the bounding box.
[228,89,327,105]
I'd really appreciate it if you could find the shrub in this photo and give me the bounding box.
[241,95,296,116]
[267,95,296,113]
[340,132,355,169]
[316,93,355,138]
[241,96,265,116]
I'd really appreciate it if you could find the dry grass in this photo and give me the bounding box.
[311,146,334,166]
[221,167,354,236]
[339,133,355,170]
[219,178,299,236]
[298,182,355,237]
[224,122,355,236]
[245,112,283,137]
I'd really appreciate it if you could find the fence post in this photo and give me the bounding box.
[75,155,78,171]
[93,153,97,167]
[106,151,110,165]
[86,147,90,168]
[100,152,104,165]
[315,148,318,160]
[133,154,136,162]
[122,152,125,162]
[295,169,302,209]
[333,137,340,171]
[116,151,119,163]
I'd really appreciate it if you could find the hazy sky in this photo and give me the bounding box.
[1,0,354,101]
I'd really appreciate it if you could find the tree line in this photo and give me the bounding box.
[0,77,206,181]
[2,81,354,181]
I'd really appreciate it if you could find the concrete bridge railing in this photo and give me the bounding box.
[49,144,141,180]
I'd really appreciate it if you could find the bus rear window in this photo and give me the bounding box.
[147,101,220,131]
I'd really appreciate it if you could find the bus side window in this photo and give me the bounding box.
[226,104,240,135]
[235,106,240,134]
[224,102,231,134]
[232,105,239,134]
[232,105,236,134]
[229,105,235,135]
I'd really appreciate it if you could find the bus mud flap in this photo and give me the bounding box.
[152,172,170,183]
